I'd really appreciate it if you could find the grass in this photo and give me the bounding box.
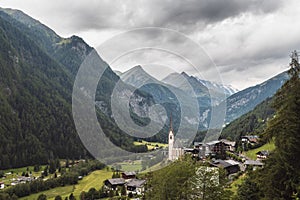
[133,140,167,151]
[72,170,113,197]
[19,169,113,200]
[1,165,48,185]
[112,160,143,172]
[141,161,165,173]
[20,185,74,200]
[244,141,275,160]
[228,174,246,196]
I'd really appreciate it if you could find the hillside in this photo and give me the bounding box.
[224,71,289,123]
[235,58,300,199]
[0,8,152,169]
[220,97,275,141]
[0,11,83,168]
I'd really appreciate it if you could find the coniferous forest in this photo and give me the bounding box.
[235,62,300,199]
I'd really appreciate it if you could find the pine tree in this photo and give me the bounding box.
[236,175,260,200]
[257,55,300,199]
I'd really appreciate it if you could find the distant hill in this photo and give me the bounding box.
[220,97,275,141]
[224,71,289,123]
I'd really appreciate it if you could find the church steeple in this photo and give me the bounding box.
[170,113,173,132]
[168,113,174,160]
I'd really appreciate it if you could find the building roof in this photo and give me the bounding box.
[126,179,146,188]
[220,139,236,146]
[206,140,221,146]
[211,160,232,168]
[242,135,259,143]
[184,148,199,154]
[194,142,203,146]
[122,171,136,176]
[243,135,258,139]
[244,160,264,166]
[256,150,269,156]
[224,159,240,166]
[107,178,125,185]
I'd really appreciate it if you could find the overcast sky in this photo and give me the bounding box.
[0,0,299,90]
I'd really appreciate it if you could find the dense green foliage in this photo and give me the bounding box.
[221,97,275,141]
[0,9,151,169]
[235,174,260,200]
[236,65,300,199]
[145,157,232,200]
[0,12,84,168]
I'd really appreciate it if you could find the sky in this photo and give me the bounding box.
[0,0,299,90]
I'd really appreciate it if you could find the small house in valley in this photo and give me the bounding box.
[104,177,147,196]
[210,159,240,174]
[104,178,126,190]
[256,150,269,159]
[244,160,264,170]
[220,139,236,152]
[126,179,146,195]
[241,135,259,144]
[122,171,136,180]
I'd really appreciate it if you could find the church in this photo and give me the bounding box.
[168,116,184,161]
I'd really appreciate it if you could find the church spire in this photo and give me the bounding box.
[170,113,173,132]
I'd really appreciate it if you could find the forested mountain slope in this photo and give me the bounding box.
[220,97,275,141]
[0,9,150,169]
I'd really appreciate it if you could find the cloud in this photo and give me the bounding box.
[0,0,298,90]
[0,0,282,33]
[195,0,300,88]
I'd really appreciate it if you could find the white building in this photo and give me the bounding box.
[0,182,4,189]
[168,116,184,161]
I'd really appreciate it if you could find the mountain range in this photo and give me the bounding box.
[118,65,289,127]
[0,7,291,169]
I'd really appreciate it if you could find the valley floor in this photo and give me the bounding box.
[19,169,113,200]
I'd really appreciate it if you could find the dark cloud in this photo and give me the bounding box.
[28,0,282,32]
[163,0,281,26]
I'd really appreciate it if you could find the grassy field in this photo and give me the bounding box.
[1,165,49,186]
[113,160,143,172]
[244,141,275,160]
[20,169,113,200]
[20,185,74,200]
[141,161,166,173]
[72,169,113,197]
[133,140,168,151]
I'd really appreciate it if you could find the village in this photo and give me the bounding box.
[0,118,271,200]
[101,120,271,199]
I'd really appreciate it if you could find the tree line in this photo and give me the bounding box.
[235,62,300,199]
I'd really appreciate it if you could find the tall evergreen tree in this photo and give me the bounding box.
[257,53,300,199]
